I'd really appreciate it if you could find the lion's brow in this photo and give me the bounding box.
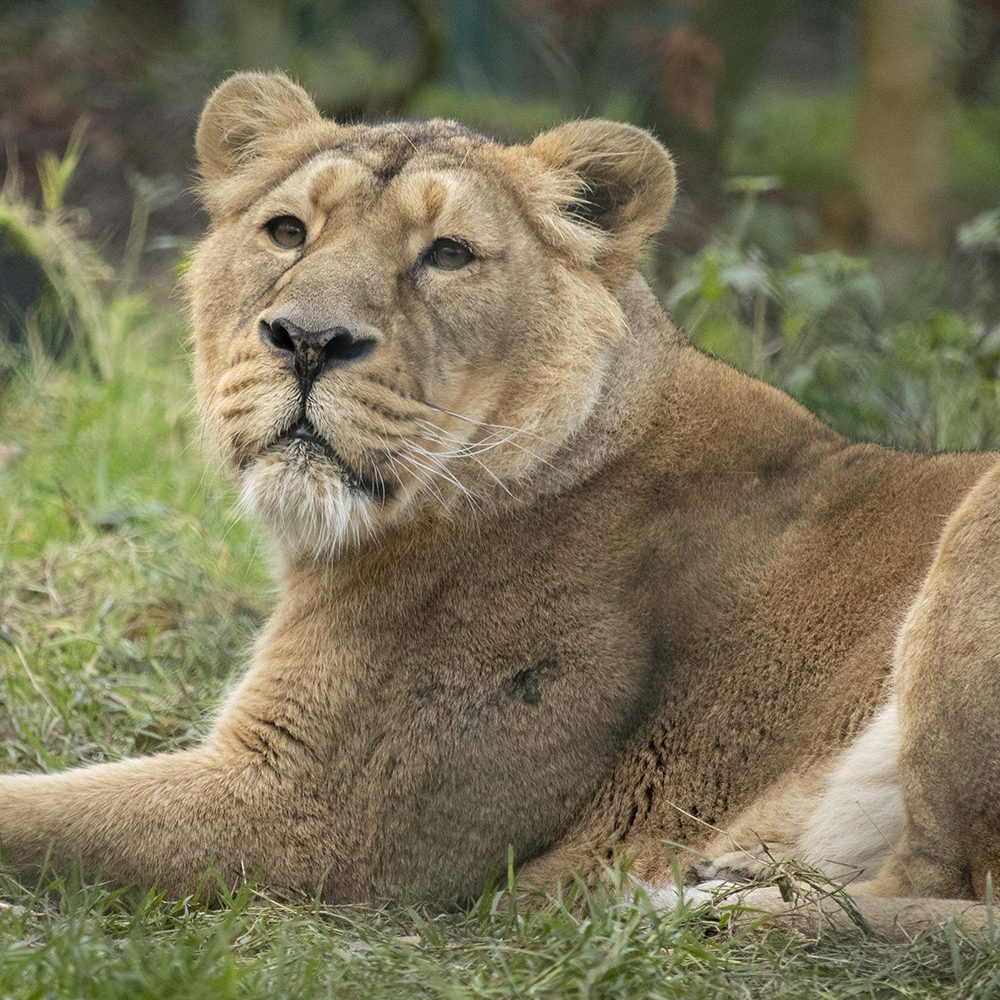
[252,123,487,207]
[241,142,399,216]
[253,142,361,205]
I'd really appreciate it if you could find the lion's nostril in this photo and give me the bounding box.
[320,332,376,367]
[259,318,296,357]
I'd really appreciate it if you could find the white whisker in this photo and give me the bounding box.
[402,446,482,513]
[411,425,516,499]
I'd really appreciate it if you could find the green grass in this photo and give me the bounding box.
[4,206,1000,997]
[0,342,266,774]
[4,875,1000,1000]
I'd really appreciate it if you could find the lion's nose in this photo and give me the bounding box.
[259,316,376,390]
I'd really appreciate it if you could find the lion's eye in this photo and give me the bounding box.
[426,238,474,270]
[266,216,307,250]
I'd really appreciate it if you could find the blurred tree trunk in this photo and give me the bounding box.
[855,0,958,251]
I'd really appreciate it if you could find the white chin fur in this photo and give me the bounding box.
[239,451,375,557]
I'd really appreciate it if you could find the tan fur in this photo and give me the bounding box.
[3,72,1000,937]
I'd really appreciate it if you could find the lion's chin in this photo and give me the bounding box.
[239,447,378,557]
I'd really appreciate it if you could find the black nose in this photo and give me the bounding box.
[259,316,376,389]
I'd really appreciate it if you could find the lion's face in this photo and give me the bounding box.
[187,74,674,557]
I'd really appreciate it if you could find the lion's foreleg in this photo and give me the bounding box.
[0,748,291,894]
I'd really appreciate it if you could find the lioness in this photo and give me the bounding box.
[2,72,999,937]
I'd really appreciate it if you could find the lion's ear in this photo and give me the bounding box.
[196,72,322,185]
[526,120,676,286]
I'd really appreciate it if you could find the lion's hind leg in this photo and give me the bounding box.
[864,459,1000,902]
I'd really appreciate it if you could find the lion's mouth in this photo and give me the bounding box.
[268,419,394,503]
[276,420,333,452]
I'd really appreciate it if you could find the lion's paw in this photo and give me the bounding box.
[692,849,781,885]
[635,878,741,914]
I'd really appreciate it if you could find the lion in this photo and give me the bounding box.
[2,71,1000,938]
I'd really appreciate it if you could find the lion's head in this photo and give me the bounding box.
[186,72,675,557]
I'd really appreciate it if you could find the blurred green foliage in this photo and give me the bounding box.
[670,184,1000,451]
[0,140,108,370]
[3,0,999,287]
